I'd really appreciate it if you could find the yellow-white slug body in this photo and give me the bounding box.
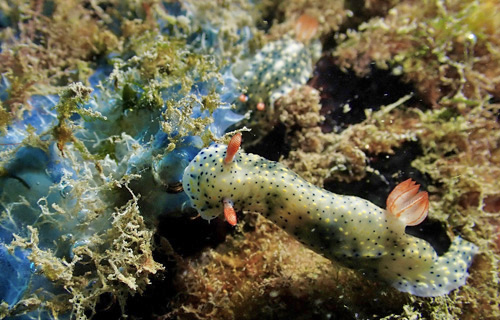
[182,144,477,297]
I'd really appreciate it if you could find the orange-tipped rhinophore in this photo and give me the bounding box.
[224,132,242,164]
[386,178,429,226]
[239,94,248,102]
[223,198,237,226]
[295,14,319,43]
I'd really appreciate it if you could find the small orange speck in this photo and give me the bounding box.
[256,102,265,111]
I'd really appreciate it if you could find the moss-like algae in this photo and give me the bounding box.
[334,0,500,107]
[259,0,348,41]
[281,88,416,186]
[167,213,409,320]
[1,1,246,318]
[5,178,163,319]
[0,0,120,114]
[0,104,12,135]
[2,0,500,319]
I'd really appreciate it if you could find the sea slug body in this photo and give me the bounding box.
[182,143,478,297]
[236,13,320,113]
[238,37,317,110]
[235,34,320,118]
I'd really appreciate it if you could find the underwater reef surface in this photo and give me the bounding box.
[0,0,499,319]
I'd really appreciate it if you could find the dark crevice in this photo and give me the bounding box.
[309,55,419,133]
[246,124,290,161]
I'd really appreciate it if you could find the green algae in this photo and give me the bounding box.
[2,0,500,319]
[181,0,263,60]
[0,0,121,114]
[410,104,500,319]
[168,213,411,320]
[334,0,500,107]
[0,2,242,318]
[52,82,104,160]
[102,32,233,150]
[54,83,95,120]
[259,0,348,41]
[4,173,163,319]
[0,103,12,135]
[281,90,417,186]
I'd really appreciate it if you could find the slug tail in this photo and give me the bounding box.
[382,236,478,297]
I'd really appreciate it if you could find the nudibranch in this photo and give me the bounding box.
[235,14,321,116]
[237,37,317,111]
[182,140,478,297]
